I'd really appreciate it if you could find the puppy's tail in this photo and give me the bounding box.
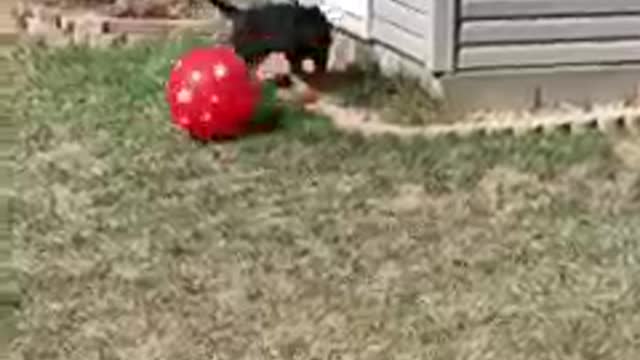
[208,0,240,16]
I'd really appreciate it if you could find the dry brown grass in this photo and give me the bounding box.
[9,37,640,360]
[325,65,445,126]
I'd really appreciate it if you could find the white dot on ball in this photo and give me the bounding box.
[191,70,202,83]
[177,88,192,104]
[213,64,227,79]
[178,116,190,126]
[210,94,219,104]
[202,112,212,122]
[174,60,182,70]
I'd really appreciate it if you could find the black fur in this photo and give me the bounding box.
[208,0,333,75]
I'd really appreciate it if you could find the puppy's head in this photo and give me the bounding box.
[297,5,333,47]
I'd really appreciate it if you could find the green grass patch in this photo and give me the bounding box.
[10,37,640,360]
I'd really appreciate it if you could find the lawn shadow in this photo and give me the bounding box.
[300,65,370,95]
[299,64,447,126]
[191,105,333,144]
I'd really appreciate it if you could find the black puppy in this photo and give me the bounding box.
[208,0,333,76]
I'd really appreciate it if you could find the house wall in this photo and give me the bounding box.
[370,0,431,65]
[457,0,640,70]
[306,0,640,72]
[303,0,640,110]
[297,0,370,39]
[299,1,438,74]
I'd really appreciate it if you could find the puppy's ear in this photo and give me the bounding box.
[309,5,323,15]
[315,3,342,24]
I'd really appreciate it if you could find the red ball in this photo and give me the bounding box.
[166,46,261,140]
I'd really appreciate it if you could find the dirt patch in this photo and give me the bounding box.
[612,136,640,170]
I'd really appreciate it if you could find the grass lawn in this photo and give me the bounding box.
[10,37,640,360]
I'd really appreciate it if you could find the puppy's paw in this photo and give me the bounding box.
[255,52,291,81]
[301,59,316,74]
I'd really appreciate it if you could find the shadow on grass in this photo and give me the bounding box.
[301,63,445,126]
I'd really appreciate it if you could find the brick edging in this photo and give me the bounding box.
[12,2,221,47]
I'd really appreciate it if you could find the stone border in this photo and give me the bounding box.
[306,95,640,139]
